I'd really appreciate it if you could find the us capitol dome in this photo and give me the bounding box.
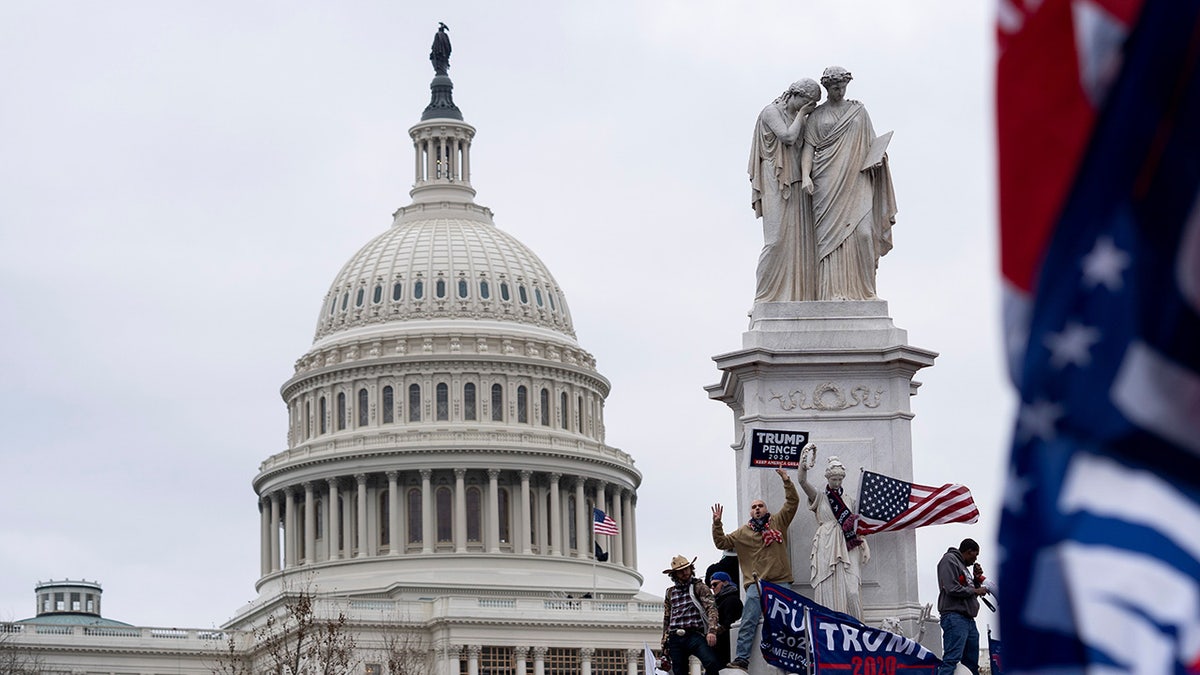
[228,26,662,671]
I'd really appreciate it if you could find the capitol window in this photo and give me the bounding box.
[382,386,394,423]
[336,392,346,431]
[466,486,482,542]
[340,292,349,311]
[500,281,510,301]
[463,383,476,420]
[540,388,550,426]
[409,384,421,422]
[358,389,369,427]
[560,392,569,429]
[407,488,422,544]
[549,291,557,311]
[378,492,389,547]
[491,384,503,421]
[372,284,382,304]
[436,279,446,298]
[480,279,490,299]
[319,397,327,434]
[517,386,528,423]
[436,486,452,543]
[518,285,528,304]
[392,282,403,301]
[498,488,511,544]
[458,278,469,298]
[414,280,424,300]
[356,288,364,307]
[535,288,544,306]
[436,383,449,421]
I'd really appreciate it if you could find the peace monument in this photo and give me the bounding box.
[710,66,935,649]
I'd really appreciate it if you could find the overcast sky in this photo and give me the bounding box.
[0,1,1006,634]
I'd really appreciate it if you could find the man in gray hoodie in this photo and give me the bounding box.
[935,538,989,675]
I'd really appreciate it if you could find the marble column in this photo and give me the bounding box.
[580,648,594,675]
[535,481,549,554]
[259,497,271,576]
[326,478,340,560]
[610,489,624,566]
[421,469,433,554]
[628,495,638,569]
[304,482,316,564]
[466,645,480,675]
[341,481,352,558]
[387,471,400,555]
[269,492,281,572]
[621,490,635,567]
[519,470,533,555]
[625,649,639,675]
[487,469,500,553]
[515,646,528,675]
[533,646,547,675]
[548,473,562,556]
[284,486,297,567]
[574,477,587,559]
[454,469,467,553]
[356,474,368,557]
[593,481,606,560]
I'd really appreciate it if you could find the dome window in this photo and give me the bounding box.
[319,397,327,434]
[355,289,365,307]
[372,285,382,304]
[341,292,349,311]
[408,384,421,422]
[535,288,544,306]
[328,297,337,317]
[560,392,569,429]
[358,388,369,427]
[548,292,556,311]
[382,386,394,424]
[392,282,403,301]
[463,383,477,420]
[539,388,550,426]
[435,279,446,299]
[500,282,511,302]
[517,386,528,423]
[491,384,504,421]
[480,280,490,299]
[458,279,469,298]
[436,383,449,421]
[414,280,425,300]
[518,285,529,304]
[337,392,347,430]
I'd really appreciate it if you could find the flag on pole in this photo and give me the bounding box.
[997,0,1200,672]
[643,643,669,675]
[855,470,979,535]
[592,508,618,536]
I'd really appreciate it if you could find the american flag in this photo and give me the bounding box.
[997,0,1200,672]
[592,508,619,536]
[854,470,978,535]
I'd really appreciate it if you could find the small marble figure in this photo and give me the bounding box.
[798,453,870,619]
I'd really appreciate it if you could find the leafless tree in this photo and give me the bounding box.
[210,587,359,675]
[0,624,44,675]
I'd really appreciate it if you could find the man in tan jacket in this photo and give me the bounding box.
[711,468,800,670]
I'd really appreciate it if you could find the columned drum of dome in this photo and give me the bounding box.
[247,29,645,607]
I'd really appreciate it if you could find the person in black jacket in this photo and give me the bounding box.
[708,571,744,666]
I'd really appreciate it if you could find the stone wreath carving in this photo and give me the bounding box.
[768,382,884,411]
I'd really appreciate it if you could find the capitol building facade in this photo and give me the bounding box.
[2,40,662,675]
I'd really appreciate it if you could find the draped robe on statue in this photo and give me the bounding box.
[809,490,870,618]
[749,106,817,302]
[803,101,897,300]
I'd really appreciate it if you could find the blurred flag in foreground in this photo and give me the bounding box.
[997,0,1200,672]
[855,470,979,534]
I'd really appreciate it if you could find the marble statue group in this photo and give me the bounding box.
[750,66,897,302]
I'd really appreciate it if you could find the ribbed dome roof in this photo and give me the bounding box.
[313,203,574,343]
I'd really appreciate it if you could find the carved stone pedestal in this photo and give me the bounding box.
[706,300,937,639]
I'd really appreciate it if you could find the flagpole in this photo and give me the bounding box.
[804,605,814,675]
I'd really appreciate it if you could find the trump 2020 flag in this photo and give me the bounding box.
[855,470,979,534]
[759,581,939,675]
[997,0,1200,672]
[592,508,618,536]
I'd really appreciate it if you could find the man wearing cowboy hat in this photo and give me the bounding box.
[660,554,722,675]
[711,467,800,670]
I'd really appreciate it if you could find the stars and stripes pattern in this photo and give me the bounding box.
[592,508,619,536]
[855,470,978,535]
[997,0,1200,671]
